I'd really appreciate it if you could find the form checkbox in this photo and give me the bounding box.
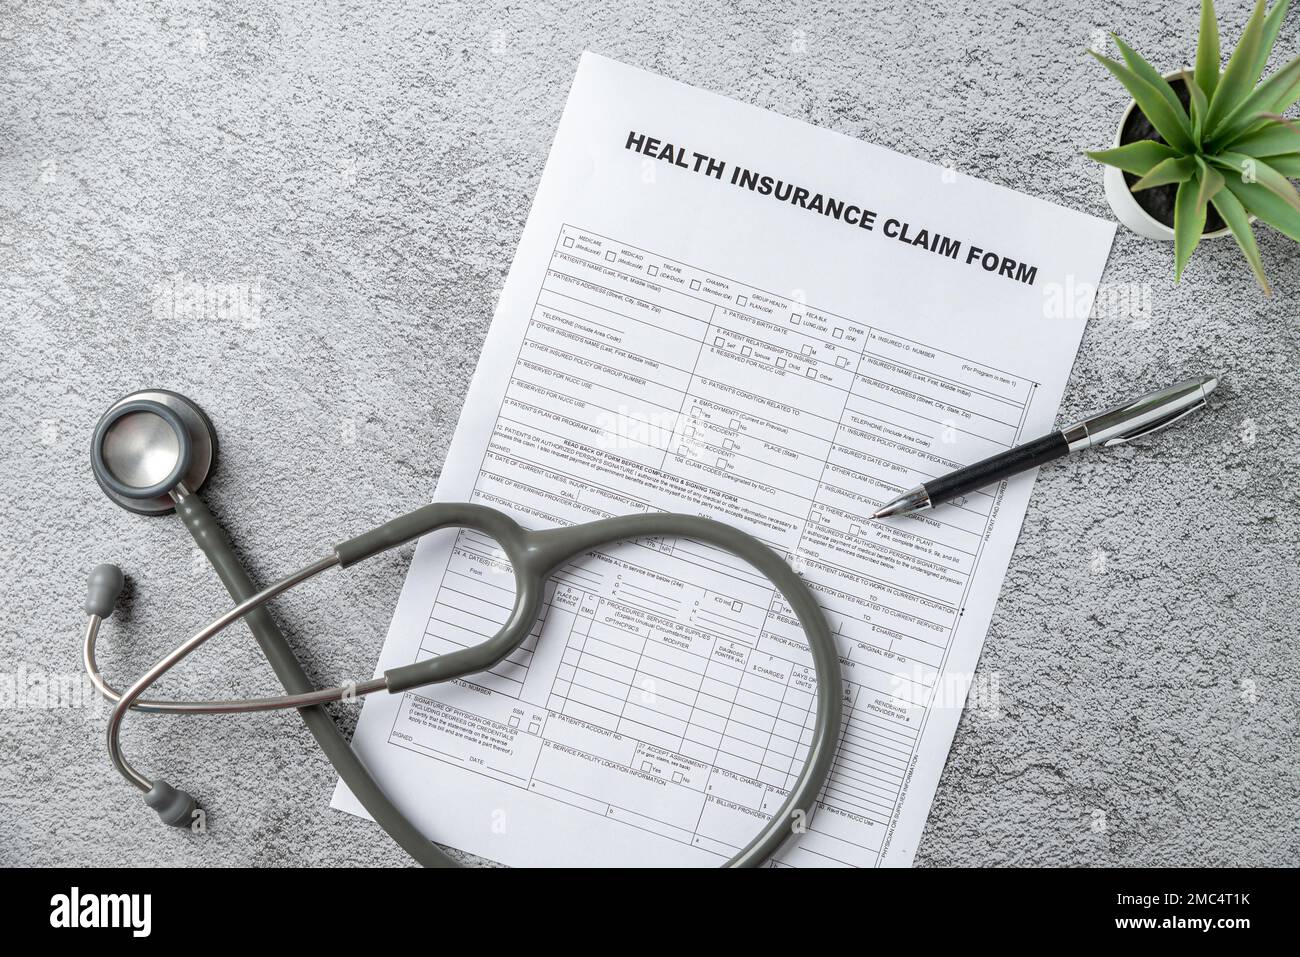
[717,457,726,468]
[714,336,724,346]
[641,761,652,772]
[684,425,695,437]
[850,524,860,535]
[605,250,616,261]
[806,367,816,378]
[729,418,739,430]
[690,279,701,291]
[648,265,658,276]
[508,715,520,728]
[672,771,684,783]
[563,237,574,248]
[741,345,752,357]
[791,314,802,325]
[679,444,689,456]
[736,295,748,307]
[528,722,540,734]
[801,344,813,355]
[836,356,848,368]
[724,438,735,449]
[732,600,743,612]
[691,406,701,417]
[833,327,843,339]
[776,357,787,368]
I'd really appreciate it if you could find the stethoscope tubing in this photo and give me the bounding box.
[95,495,844,867]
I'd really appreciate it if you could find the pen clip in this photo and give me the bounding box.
[1101,400,1206,447]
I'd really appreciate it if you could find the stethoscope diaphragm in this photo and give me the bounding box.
[91,389,218,515]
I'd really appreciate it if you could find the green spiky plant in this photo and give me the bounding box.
[1086,0,1299,294]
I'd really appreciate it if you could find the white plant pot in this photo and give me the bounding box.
[1102,70,1233,242]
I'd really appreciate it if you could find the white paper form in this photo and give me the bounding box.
[333,52,1115,867]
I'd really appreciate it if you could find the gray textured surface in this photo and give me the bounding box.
[1,0,1297,867]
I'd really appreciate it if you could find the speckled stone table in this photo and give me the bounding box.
[1,0,1296,866]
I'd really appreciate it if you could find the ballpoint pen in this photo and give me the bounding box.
[871,375,1220,520]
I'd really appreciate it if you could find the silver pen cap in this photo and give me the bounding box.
[1061,375,1218,451]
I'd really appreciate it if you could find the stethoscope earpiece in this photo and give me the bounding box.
[143,780,198,828]
[84,563,125,618]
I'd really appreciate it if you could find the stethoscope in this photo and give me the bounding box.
[83,390,844,867]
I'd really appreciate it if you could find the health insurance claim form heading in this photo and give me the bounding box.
[334,52,1115,866]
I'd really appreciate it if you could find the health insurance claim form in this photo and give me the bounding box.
[334,52,1114,867]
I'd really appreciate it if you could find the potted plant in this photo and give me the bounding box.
[1087,0,1299,293]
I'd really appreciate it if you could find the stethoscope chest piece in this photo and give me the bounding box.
[91,390,217,515]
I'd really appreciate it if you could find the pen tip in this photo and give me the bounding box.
[1201,375,1220,396]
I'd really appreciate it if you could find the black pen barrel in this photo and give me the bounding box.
[924,431,1069,506]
